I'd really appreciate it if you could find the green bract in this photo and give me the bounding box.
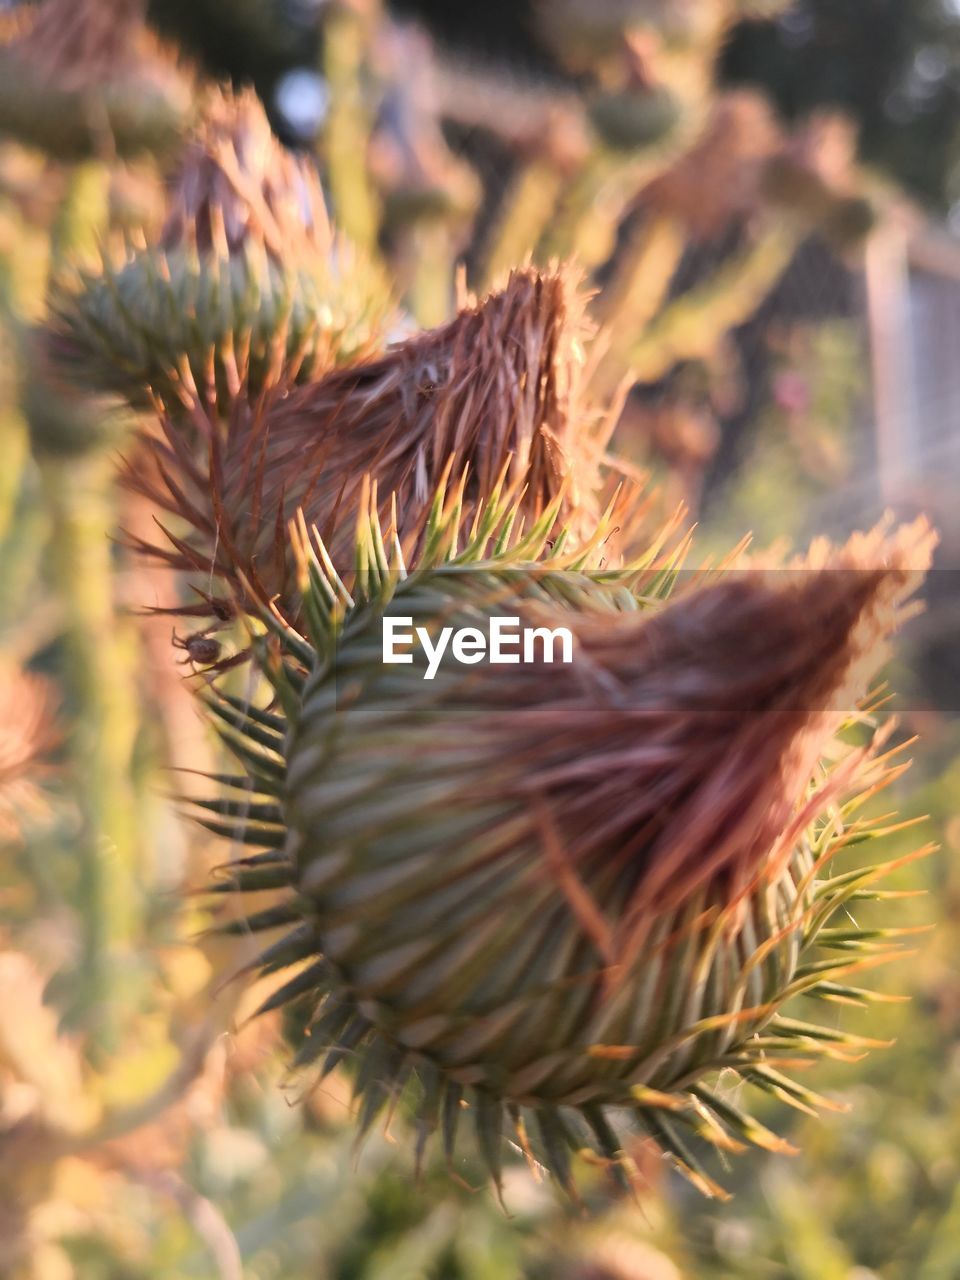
[50,239,389,412]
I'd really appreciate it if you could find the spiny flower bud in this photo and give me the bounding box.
[48,87,392,414]
[127,264,619,628]
[0,663,59,845]
[0,0,190,161]
[202,500,934,1199]
[587,86,683,152]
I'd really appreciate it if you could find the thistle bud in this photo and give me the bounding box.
[588,86,683,152]
[128,264,614,627]
[0,0,190,161]
[204,505,934,1198]
[48,87,392,413]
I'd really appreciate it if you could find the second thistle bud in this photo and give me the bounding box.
[125,264,616,630]
[48,87,392,414]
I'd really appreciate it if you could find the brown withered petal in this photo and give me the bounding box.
[126,263,615,623]
[462,517,935,948]
[0,664,59,844]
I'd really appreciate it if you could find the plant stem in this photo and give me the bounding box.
[41,161,141,1052]
[0,404,28,549]
[482,159,566,288]
[41,454,142,1050]
[398,219,455,328]
[322,8,381,254]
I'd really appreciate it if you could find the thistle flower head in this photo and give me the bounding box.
[0,663,59,846]
[0,0,190,160]
[200,492,934,1199]
[47,86,392,413]
[126,264,618,629]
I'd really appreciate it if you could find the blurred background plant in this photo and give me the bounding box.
[0,0,958,1277]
